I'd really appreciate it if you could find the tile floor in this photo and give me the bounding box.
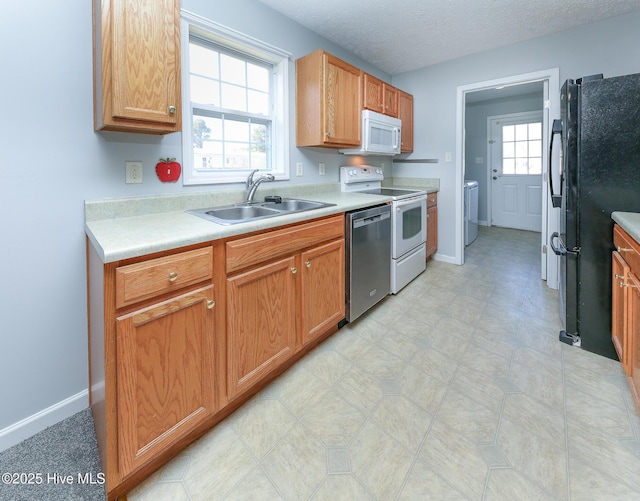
[127,226,640,500]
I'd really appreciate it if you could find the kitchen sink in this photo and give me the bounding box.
[188,198,336,225]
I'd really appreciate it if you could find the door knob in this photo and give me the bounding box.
[493,176,498,180]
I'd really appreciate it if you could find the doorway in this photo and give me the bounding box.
[455,69,560,289]
[488,110,543,231]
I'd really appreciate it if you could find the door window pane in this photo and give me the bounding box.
[502,121,543,175]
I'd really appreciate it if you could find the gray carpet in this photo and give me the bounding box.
[0,408,105,501]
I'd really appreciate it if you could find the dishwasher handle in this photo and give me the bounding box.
[353,211,390,229]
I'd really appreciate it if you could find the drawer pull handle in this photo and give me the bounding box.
[168,271,178,282]
[207,300,215,309]
[617,246,633,253]
[305,261,311,268]
[291,267,297,274]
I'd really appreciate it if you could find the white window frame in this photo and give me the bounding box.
[180,10,291,185]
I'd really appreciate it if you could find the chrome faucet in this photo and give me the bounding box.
[245,169,275,202]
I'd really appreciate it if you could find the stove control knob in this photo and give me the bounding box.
[376,168,382,174]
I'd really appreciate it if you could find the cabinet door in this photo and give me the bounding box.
[628,272,640,413]
[227,257,297,399]
[301,239,346,344]
[426,203,438,259]
[383,84,399,117]
[116,285,216,477]
[363,73,384,113]
[612,251,630,369]
[398,90,414,152]
[323,53,361,146]
[99,0,181,132]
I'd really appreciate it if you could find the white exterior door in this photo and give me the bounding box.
[489,112,543,232]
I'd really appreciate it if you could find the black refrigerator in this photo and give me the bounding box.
[549,72,640,360]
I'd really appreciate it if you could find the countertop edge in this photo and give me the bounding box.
[612,211,640,243]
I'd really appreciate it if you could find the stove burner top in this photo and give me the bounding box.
[358,187,426,200]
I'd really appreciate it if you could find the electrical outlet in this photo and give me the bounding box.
[476,157,484,164]
[381,162,385,171]
[125,161,143,184]
[296,162,303,176]
[318,163,325,175]
[445,152,453,163]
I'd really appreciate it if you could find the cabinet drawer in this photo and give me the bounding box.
[226,215,344,274]
[614,225,640,273]
[427,192,437,208]
[116,247,213,308]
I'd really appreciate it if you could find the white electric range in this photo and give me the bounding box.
[340,166,427,293]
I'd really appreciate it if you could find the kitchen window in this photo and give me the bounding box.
[181,12,290,185]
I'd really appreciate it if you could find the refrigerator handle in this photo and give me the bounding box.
[550,232,580,256]
[548,119,564,208]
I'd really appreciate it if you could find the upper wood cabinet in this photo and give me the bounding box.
[398,89,414,153]
[363,73,398,117]
[296,50,362,148]
[93,0,182,134]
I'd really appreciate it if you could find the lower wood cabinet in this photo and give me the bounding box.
[225,215,345,400]
[612,224,640,416]
[426,192,438,259]
[87,214,345,500]
[116,286,217,477]
[227,256,298,398]
[301,239,345,343]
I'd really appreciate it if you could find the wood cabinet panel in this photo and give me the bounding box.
[628,271,640,415]
[116,285,216,477]
[301,239,345,344]
[363,73,399,117]
[383,84,398,117]
[225,215,344,273]
[615,225,640,272]
[363,73,384,114]
[226,257,297,398]
[426,193,438,259]
[613,224,640,416]
[612,251,630,368]
[116,247,213,308]
[94,0,181,134]
[296,50,361,148]
[398,90,414,152]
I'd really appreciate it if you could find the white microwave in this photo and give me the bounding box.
[340,110,402,156]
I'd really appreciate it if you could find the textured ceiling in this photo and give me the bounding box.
[256,0,640,75]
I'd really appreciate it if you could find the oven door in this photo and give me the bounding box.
[392,195,427,258]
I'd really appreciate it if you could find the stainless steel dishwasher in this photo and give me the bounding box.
[345,204,391,321]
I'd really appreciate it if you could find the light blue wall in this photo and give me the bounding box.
[0,0,388,446]
[1,0,639,446]
[391,11,640,260]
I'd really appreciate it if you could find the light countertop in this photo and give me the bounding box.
[86,179,439,263]
[612,212,640,243]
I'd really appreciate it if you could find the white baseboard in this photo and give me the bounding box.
[431,252,458,265]
[0,390,89,453]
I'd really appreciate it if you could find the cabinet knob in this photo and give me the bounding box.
[305,261,311,268]
[168,271,178,282]
[207,300,215,309]
[168,106,176,114]
[291,267,297,274]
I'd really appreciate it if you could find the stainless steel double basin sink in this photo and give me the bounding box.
[188,198,336,225]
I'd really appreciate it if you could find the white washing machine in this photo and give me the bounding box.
[464,180,479,246]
